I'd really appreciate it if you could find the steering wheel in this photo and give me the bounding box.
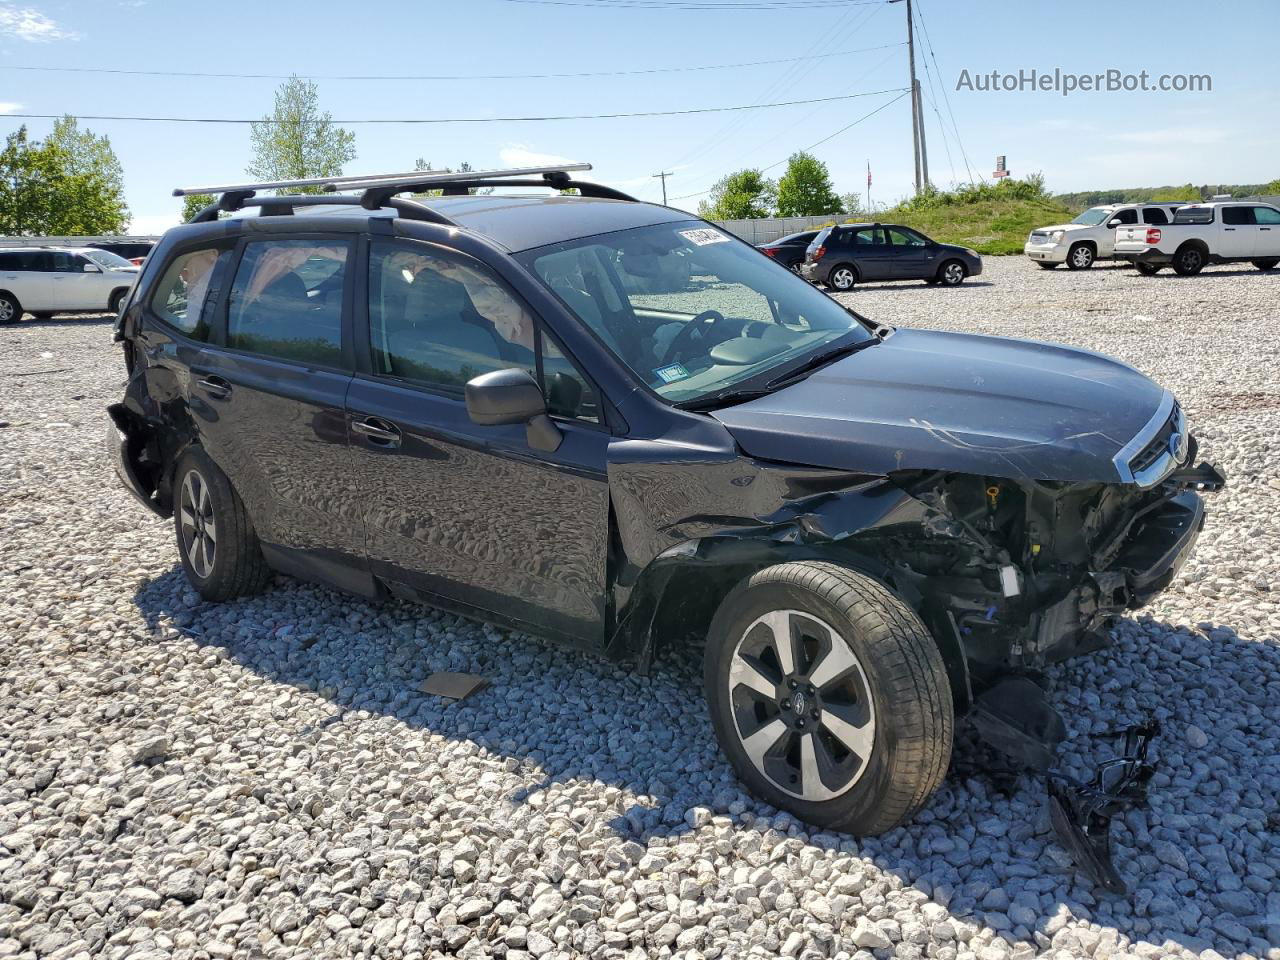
[662,309,725,364]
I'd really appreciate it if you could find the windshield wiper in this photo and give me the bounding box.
[765,336,881,390]
[676,387,777,413]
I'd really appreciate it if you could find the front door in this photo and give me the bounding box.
[193,236,369,591]
[48,251,92,310]
[346,238,611,643]
[883,226,931,278]
[1252,206,1280,256]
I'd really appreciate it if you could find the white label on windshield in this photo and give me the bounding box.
[680,228,731,247]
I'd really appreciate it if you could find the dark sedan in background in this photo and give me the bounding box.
[755,230,818,272]
[801,223,982,290]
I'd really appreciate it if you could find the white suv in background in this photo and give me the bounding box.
[1024,203,1185,270]
[0,247,139,323]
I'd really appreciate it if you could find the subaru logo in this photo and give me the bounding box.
[792,692,807,714]
[1168,431,1188,463]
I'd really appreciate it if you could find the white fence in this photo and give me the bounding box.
[711,215,850,245]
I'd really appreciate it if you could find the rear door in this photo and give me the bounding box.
[193,235,369,592]
[346,237,611,643]
[0,251,52,312]
[842,227,893,280]
[1219,206,1257,257]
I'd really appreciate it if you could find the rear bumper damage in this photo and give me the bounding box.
[107,402,169,518]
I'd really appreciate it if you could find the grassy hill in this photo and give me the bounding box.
[884,193,1073,255]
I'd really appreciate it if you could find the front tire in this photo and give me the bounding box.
[109,288,129,314]
[1066,243,1095,270]
[1251,258,1279,270]
[705,561,953,836]
[1172,244,1206,276]
[938,260,967,286]
[1135,262,1162,276]
[827,265,857,291]
[0,292,20,324]
[173,448,271,602]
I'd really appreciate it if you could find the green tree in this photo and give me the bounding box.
[181,193,216,222]
[775,152,842,217]
[247,76,357,193]
[1264,178,1280,196]
[1150,183,1201,203]
[698,169,776,220]
[0,119,128,235]
[840,192,866,218]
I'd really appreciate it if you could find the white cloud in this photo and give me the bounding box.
[0,102,23,114]
[128,213,181,237]
[1109,128,1227,146]
[0,5,76,42]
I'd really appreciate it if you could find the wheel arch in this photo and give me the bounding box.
[608,531,972,712]
[1175,238,1210,256]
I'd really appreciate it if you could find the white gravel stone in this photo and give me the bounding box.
[1,258,1277,960]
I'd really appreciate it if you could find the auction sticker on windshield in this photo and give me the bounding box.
[680,228,731,246]
[653,362,691,384]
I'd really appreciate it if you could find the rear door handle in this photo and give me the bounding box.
[197,376,232,399]
[351,417,402,447]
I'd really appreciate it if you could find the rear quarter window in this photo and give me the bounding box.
[149,248,227,338]
[1173,207,1214,225]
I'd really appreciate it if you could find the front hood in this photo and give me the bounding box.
[711,328,1168,483]
[1037,223,1089,234]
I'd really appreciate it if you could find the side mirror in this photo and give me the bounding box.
[83,263,102,273]
[465,368,562,452]
[1107,219,1122,228]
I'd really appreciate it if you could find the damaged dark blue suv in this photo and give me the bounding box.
[109,164,1224,838]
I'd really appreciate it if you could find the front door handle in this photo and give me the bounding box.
[351,417,402,447]
[197,376,232,399]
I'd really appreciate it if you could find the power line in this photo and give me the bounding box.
[490,0,887,8]
[1,43,904,83]
[2,88,909,127]
[668,89,909,201]
[913,0,973,182]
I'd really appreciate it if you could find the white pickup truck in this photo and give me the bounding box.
[1113,201,1280,275]
[1024,202,1184,270]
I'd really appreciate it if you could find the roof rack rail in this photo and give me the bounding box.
[185,193,457,227]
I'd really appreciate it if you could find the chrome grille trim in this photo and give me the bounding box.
[1113,392,1187,488]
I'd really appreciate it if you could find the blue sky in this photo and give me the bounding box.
[1,0,1275,235]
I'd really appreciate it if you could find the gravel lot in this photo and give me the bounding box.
[1,257,1278,960]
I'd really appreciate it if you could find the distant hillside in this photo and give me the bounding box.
[1056,183,1273,210]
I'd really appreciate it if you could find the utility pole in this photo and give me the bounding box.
[893,0,929,194]
[652,170,672,205]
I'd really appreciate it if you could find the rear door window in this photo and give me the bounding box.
[149,247,228,338]
[1221,206,1255,226]
[226,240,348,366]
[1142,208,1169,225]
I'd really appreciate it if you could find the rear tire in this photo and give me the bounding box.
[1251,258,1279,270]
[173,448,271,602]
[827,265,857,291]
[0,292,20,324]
[705,561,953,836]
[1135,262,1162,276]
[1066,243,1095,270]
[938,260,967,286]
[1172,244,1206,276]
